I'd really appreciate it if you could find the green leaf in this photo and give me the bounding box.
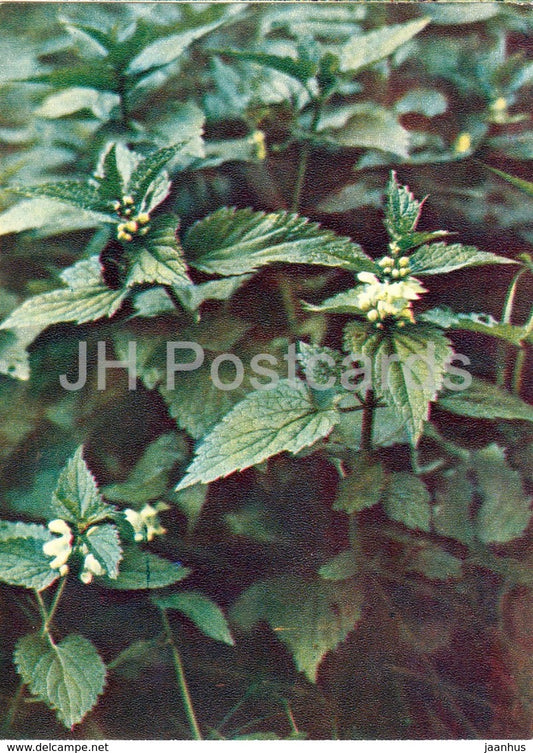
[0,198,102,236]
[480,164,533,198]
[338,18,430,73]
[0,522,57,591]
[433,465,475,545]
[171,275,252,312]
[410,242,516,276]
[438,378,533,423]
[172,484,208,533]
[36,87,120,119]
[15,633,106,728]
[104,433,187,504]
[0,257,127,330]
[183,207,373,276]
[407,546,463,581]
[421,308,526,346]
[0,326,40,381]
[319,550,358,581]
[128,143,188,207]
[94,142,136,201]
[474,444,532,544]
[100,546,190,590]
[51,447,113,525]
[370,325,453,444]
[23,60,116,91]
[4,181,113,218]
[333,458,385,514]
[383,472,431,532]
[395,89,447,117]
[231,576,363,682]
[155,592,234,645]
[215,49,317,86]
[177,379,340,489]
[126,215,192,289]
[384,171,424,240]
[323,104,410,159]
[83,523,122,580]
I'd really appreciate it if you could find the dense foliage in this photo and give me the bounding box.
[0,2,532,740]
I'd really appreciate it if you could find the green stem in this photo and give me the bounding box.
[512,346,526,396]
[291,99,323,213]
[44,577,67,633]
[277,273,299,336]
[282,700,299,736]
[496,269,526,387]
[161,609,203,740]
[360,389,375,455]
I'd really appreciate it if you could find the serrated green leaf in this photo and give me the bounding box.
[5,181,113,218]
[438,378,533,423]
[171,275,252,312]
[126,214,192,289]
[155,592,234,645]
[177,379,340,489]
[384,171,424,240]
[323,104,410,159]
[83,523,122,579]
[338,18,429,73]
[421,308,526,346]
[231,576,363,682]
[51,447,112,525]
[410,242,515,276]
[216,49,317,85]
[383,472,431,532]
[104,433,187,504]
[0,257,127,330]
[333,458,385,514]
[433,466,475,545]
[0,198,102,236]
[319,550,358,581]
[183,207,373,276]
[407,546,462,580]
[23,60,116,91]
[474,444,532,544]
[370,325,453,444]
[0,522,57,591]
[100,546,190,590]
[15,633,106,728]
[94,143,135,201]
[128,143,187,207]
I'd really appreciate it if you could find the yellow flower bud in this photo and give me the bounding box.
[137,213,150,225]
[391,269,400,279]
[367,309,380,322]
[122,195,134,205]
[389,242,400,256]
[124,221,138,233]
[112,201,121,211]
[454,132,471,155]
[399,257,410,267]
[383,266,392,275]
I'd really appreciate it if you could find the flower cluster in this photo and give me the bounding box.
[353,271,426,327]
[124,503,168,543]
[112,195,151,242]
[42,519,73,576]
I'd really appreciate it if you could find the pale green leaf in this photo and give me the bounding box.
[104,433,187,504]
[15,633,106,728]
[155,591,234,645]
[474,444,532,544]
[36,87,120,119]
[83,523,122,579]
[183,207,373,276]
[333,459,385,514]
[0,522,57,591]
[383,472,431,532]
[100,546,190,590]
[5,181,113,218]
[438,378,533,423]
[395,89,447,117]
[171,275,252,312]
[323,104,410,158]
[421,308,526,346]
[425,4,501,25]
[0,326,40,381]
[0,199,102,236]
[231,576,363,682]
[126,215,192,289]
[338,18,430,73]
[410,242,515,275]
[433,466,475,545]
[370,325,453,443]
[177,379,340,489]
[407,546,463,580]
[319,550,357,581]
[51,447,112,525]
[128,143,188,207]
[0,257,127,330]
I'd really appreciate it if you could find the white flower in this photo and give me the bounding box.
[353,272,427,324]
[124,503,168,542]
[80,553,105,585]
[43,519,73,574]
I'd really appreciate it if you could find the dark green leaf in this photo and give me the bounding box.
[51,447,113,525]
[215,49,317,85]
[155,591,234,645]
[0,522,57,591]
[83,523,122,579]
[333,459,385,514]
[421,308,526,346]
[410,242,515,275]
[438,378,533,423]
[126,215,192,289]
[407,546,463,580]
[319,550,358,581]
[5,181,113,217]
[100,546,190,590]
[384,171,424,240]
[383,472,431,532]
